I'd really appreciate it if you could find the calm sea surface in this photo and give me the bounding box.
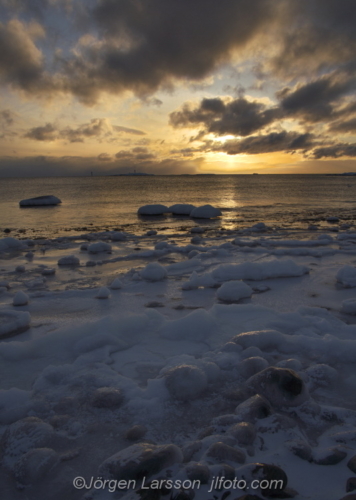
[0,175,355,238]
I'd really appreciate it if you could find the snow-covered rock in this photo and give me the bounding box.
[336,265,356,287]
[96,287,110,299]
[13,448,59,486]
[164,365,208,400]
[140,262,167,281]
[111,231,127,241]
[217,281,253,302]
[99,443,183,480]
[13,291,29,306]
[0,310,31,338]
[169,203,196,215]
[212,259,308,282]
[19,195,61,207]
[88,241,112,253]
[190,204,222,219]
[110,278,123,289]
[0,237,26,253]
[341,298,356,314]
[57,255,80,266]
[137,204,169,215]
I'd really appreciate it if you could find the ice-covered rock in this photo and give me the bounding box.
[0,310,31,338]
[190,204,222,219]
[206,442,246,464]
[98,442,183,480]
[13,291,29,306]
[212,259,309,281]
[247,367,308,408]
[235,394,272,422]
[0,237,26,252]
[238,357,269,379]
[19,195,61,207]
[337,266,356,287]
[164,365,208,401]
[2,417,55,468]
[111,231,126,241]
[146,230,157,236]
[191,235,202,244]
[88,241,112,253]
[327,216,339,223]
[57,255,80,266]
[169,203,196,215]
[96,287,110,299]
[137,204,169,215]
[140,262,167,281]
[229,422,256,446]
[13,448,59,485]
[217,280,253,302]
[341,299,356,315]
[110,278,123,289]
[250,222,268,232]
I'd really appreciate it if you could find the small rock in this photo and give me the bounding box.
[41,268,55,276]
[57,255,80,266]
[252,463,288,497]
[25,251,34,259]
[235,394,272,422]
[86,260,97,267]
[91,387,124,408]
[110,278,123,289]
[206,442,246,464]
[285,440,312,461]
[229,422,256,446]
[191,236,202,244]
[185,462,210,483]
[146,230,157,236]
[15,265,25,273]
[312,447,347,465]
[13,291,29,306]
[4,228,11,233]
[125,425,147,441]
[182,441,202,463]
[99,442,183,480]
[347,456,356,474]
[165,365,207,401]
[96,287,110,299]
[145,301,164,308]
[347,478,356,493]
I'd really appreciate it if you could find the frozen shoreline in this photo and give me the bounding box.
[1,225,356,500]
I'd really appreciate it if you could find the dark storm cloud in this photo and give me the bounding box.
[329,117,356,134]
[311,143,356,159]
[211,131,315,155]
[170,97,281,137]
[271,0,356,78]
[23,119,145,142]
[0,0,278,102]
[277,73,356,122]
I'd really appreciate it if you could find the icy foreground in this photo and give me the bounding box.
[1,226,356,500]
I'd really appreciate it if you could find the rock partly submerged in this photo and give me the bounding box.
[19,196,61,207]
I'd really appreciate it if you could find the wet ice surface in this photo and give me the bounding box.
[1,225,356,500]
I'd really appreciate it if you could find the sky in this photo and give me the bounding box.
[1,0,356,176]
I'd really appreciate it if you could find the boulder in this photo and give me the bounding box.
[19,195,61,207]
